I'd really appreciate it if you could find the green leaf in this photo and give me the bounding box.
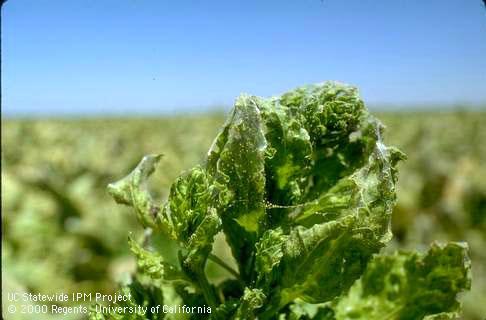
[179,208,222,308]
[259,82,378,209]
[256,145,405,309]
[182,208,222,274]
[207,95,268,280]
[109,158,223,307]
[257,96,313,207]
[328,242,471,320]
[107,154,163,229]
[233,288,266,320]
[164,165,217,242]
[128,236,189,283]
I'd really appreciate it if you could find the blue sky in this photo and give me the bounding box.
[2,0,486,116]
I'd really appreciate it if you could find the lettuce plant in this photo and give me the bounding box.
[93,82,470,319]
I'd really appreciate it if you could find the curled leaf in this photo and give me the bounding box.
[107,154,162,229]
[329,242,471,320]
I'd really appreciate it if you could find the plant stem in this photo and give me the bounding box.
[208,253,241,280]
[196,271,219,308]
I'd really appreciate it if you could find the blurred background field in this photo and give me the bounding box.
[2,111,485,320]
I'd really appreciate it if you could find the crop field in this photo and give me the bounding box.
[2,106,486,319]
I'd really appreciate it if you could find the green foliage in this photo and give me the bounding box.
[325,242,471,320]
[96,82,471,319]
